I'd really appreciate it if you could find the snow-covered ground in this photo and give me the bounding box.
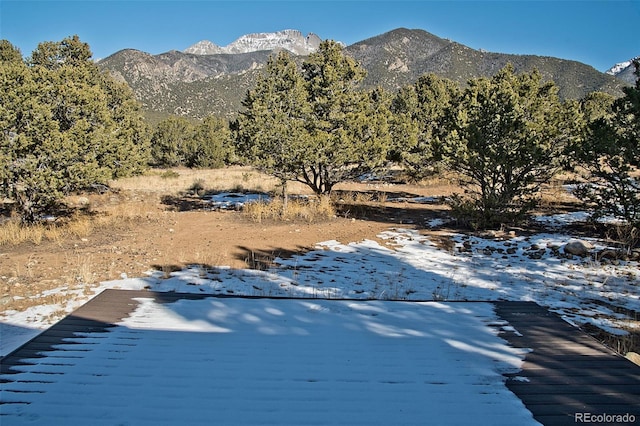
[208,191,269,210]
[1,209,638,425]
[1,212,638,357]
[1,298,538,425]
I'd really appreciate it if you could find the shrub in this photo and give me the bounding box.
[243,196,335,223]
[0,37,149,223]
[444,65,579,228]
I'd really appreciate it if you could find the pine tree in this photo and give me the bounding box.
[573,62,640,229]
[0,36,149,223]
[235,42,391,196]
[444,65,579,228]
[391,74,459,181]
[300,41,385,194]
[150,116,195,167]
[188,116,232,168]
[235,50,310,205]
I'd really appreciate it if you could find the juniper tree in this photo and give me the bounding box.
[150,116,196,167]
[1,36,149,222]
[573,62,640,230]
[299,41,391,194]
[234,50,310,207]
[444,65,580,229]
[390,74,460,182]
[235,41,391,197]
[188,116,232,169]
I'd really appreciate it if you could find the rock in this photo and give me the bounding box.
[563,240,594,257]
[527,250,545,260]
[598,249,619,260]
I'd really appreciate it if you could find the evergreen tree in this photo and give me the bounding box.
[391,74,459,181]
[150,116,195,167]
[188,116,232,168]
[151,115,231,169]
[235,41,391,196]
[235,50,310,195]
[0,37,149,223]
[444,65,579,229]
[300,41,390,194]
[573,62,640,229]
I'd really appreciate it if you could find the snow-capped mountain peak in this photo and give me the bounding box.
[184,29,322,56]
[606,60,633,76]
[606,56,639,85]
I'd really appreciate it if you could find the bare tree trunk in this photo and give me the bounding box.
[280,178,288,217]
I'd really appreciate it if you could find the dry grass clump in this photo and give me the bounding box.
[538,176,581,208]
[0,220,47,245]
[243,196,336,223]
[0,195,164,247]
[0,215,97,246]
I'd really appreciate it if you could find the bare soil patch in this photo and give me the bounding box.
[2,167,637,355]
[1,167,454,312]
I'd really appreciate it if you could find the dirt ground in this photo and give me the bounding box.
[0,168,457,311]
[2,168,639,355]
[0,209,387,301]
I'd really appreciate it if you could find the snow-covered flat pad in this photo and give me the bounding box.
[1,297,538,425]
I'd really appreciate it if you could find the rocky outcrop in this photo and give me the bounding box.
[184,30,322,56]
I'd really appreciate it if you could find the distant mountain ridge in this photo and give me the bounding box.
[344,28,626,99]
[606,57,639,85]
[97,27,630,120]
[184,29,322,56]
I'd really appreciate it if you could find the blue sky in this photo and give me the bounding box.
[1,1,638,72]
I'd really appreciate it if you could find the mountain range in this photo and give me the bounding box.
[184,29,322,56]
[97,28,634,121]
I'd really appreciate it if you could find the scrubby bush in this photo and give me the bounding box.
[150,115,232,169]
[443,65,580,229]
[0,37,149,223]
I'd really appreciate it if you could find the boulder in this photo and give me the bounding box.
[563,240,594,257]
[598,249,620,260]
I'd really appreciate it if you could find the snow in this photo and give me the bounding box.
[183,40,223,55]
[1,298,538,425]
[208,192,269,210]
[184,29,322,56]
[2,215,638,356]
[1,211,638,423]
[606,60,633,76]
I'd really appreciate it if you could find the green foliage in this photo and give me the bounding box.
[160,170,180,179]
[444,64,580,229]
[0,36,149,223]
[235,41,392,195]
[150,115,232,168]
[390,74,460,181]
[572,62,640,229]
[150,116,195,167]
[190,116,232,168]
[234,51,309,184]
